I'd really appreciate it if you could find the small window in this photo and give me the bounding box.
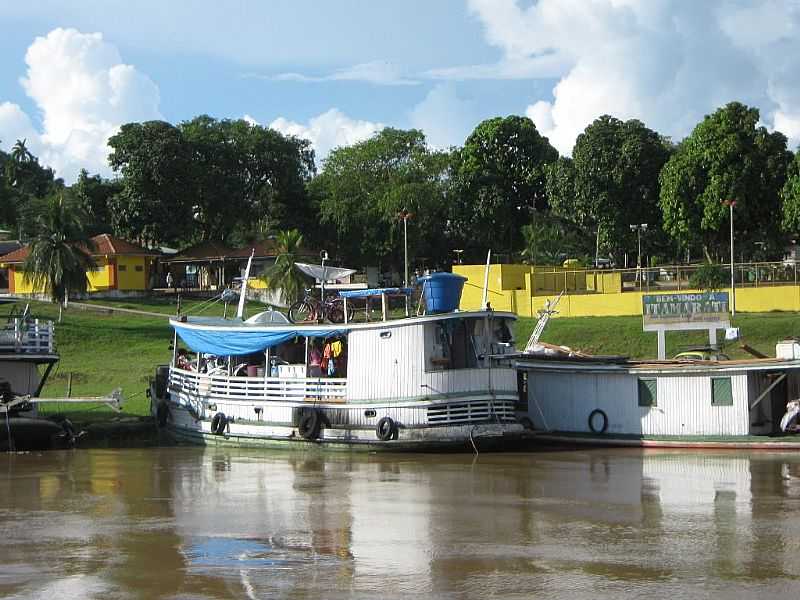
[638,378,657,407]
[135,265,143,272]
[118,265,127,272]
[711,377,733,406]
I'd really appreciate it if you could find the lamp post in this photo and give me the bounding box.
[629,223,648,286]
[397,209,412,287]
[722,199,736,315]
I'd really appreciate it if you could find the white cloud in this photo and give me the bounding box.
[0,28,161,183]
[257,60,420,86]
[465,0,800,154]
[267,108,383,164]
[409,83,478,149]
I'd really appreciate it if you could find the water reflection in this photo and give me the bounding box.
[2,448,800,598]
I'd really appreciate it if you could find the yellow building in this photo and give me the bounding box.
[453,263,800,318]
[0,233,159,295]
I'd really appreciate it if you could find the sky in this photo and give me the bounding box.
[1,0,799,183]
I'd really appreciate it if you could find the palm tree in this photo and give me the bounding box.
[5,138,34,188]
[262,229,306,306]
[22,194,96,321]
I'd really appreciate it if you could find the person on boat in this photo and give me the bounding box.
[309,341,323,377]
[322,340,333,376]
[176,348,193,370]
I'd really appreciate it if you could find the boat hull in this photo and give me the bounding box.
[530,431,800,450]
[151,384,525,452]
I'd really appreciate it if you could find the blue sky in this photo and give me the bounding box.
[1,1,799,182]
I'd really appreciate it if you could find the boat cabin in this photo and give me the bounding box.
[516,345,800,444]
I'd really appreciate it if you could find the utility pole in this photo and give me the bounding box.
[397,209,412,287]
[723,200,736,315]
[629,223,648,286]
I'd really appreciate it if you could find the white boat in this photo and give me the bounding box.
[0,304,66,450]
[149,277,525,451]
[515,340,800,449]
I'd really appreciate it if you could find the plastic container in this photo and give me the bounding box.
[246,365,259,377]
[419,272,467,313]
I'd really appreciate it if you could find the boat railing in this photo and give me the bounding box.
[169,367,348,402]
[0,318,55,354]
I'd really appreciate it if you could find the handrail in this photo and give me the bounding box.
[169,366,347,401]
[0,318,55,354]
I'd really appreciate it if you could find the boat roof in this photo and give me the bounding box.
[514,353,800,374]
[171,310,515,356]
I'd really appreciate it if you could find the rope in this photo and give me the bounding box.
[469,425,479,455]
[4,409,13,452]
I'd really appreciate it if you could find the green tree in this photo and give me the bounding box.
[72,169,120,236]
[107,121,195,246]
[660,102,792,260]
[22,194,96,321]
[547,115,672,263]
[781,149,800,235]
[179,116,316,243]
[313,128,451,269]
[262,229,307,306]
[452,116,558,257]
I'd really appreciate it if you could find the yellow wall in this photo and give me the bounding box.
[455,263,800,317]
[86,257,113,291]
[116,256,149,290]
[530,286,800,318]
[8,255,153,294]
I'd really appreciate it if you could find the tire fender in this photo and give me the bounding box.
[588,409,608,434]
[156,401,171,428]
[376,416,397,441]
[211,412,228,435]
[298,409,321,440]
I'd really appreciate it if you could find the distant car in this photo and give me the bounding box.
[673,348,730,361]
[593,258,615,269]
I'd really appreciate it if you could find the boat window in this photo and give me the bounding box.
[711,377,733,406]
[427,319,478,371]
[638,378,657,407]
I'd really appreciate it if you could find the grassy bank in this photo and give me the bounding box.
[11,299,800,421]
[517,311,800,360]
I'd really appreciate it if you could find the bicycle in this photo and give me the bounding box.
[288,289,354,324]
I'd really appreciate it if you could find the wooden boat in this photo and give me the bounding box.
[149,273,525,451]
[515,340,800,449]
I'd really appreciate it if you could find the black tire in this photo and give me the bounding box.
[156,401,170,428]
[327,305,345,323]
[211,412,228,435]
[298,409,321,440]
[376,416,397,441]
[588,409,608,434]
[289,301,315,323]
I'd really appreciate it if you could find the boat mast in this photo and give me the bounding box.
[237,249,255,320]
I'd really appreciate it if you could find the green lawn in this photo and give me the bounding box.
[516,311,800,360]
[10,298,800,423]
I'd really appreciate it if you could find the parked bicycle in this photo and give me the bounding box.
[288,288,354,324]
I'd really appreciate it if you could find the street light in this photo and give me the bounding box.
[397,209,413,287]
[629,223,648,285]
[722,199,736,315]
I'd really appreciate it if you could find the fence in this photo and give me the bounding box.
[535,261,799,295]
[169,367,348,402]
[0,318,55,354]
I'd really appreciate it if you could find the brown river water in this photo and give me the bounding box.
[2,447,800,599]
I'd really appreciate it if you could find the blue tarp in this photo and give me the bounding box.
[172,321,346,356]
[339,287,413,299]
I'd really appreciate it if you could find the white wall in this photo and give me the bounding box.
[528,369,750,436]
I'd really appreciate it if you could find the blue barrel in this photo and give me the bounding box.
[419,272,467,313]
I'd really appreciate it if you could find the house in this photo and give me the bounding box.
[0,240,22,292]
[0,233,159,297]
